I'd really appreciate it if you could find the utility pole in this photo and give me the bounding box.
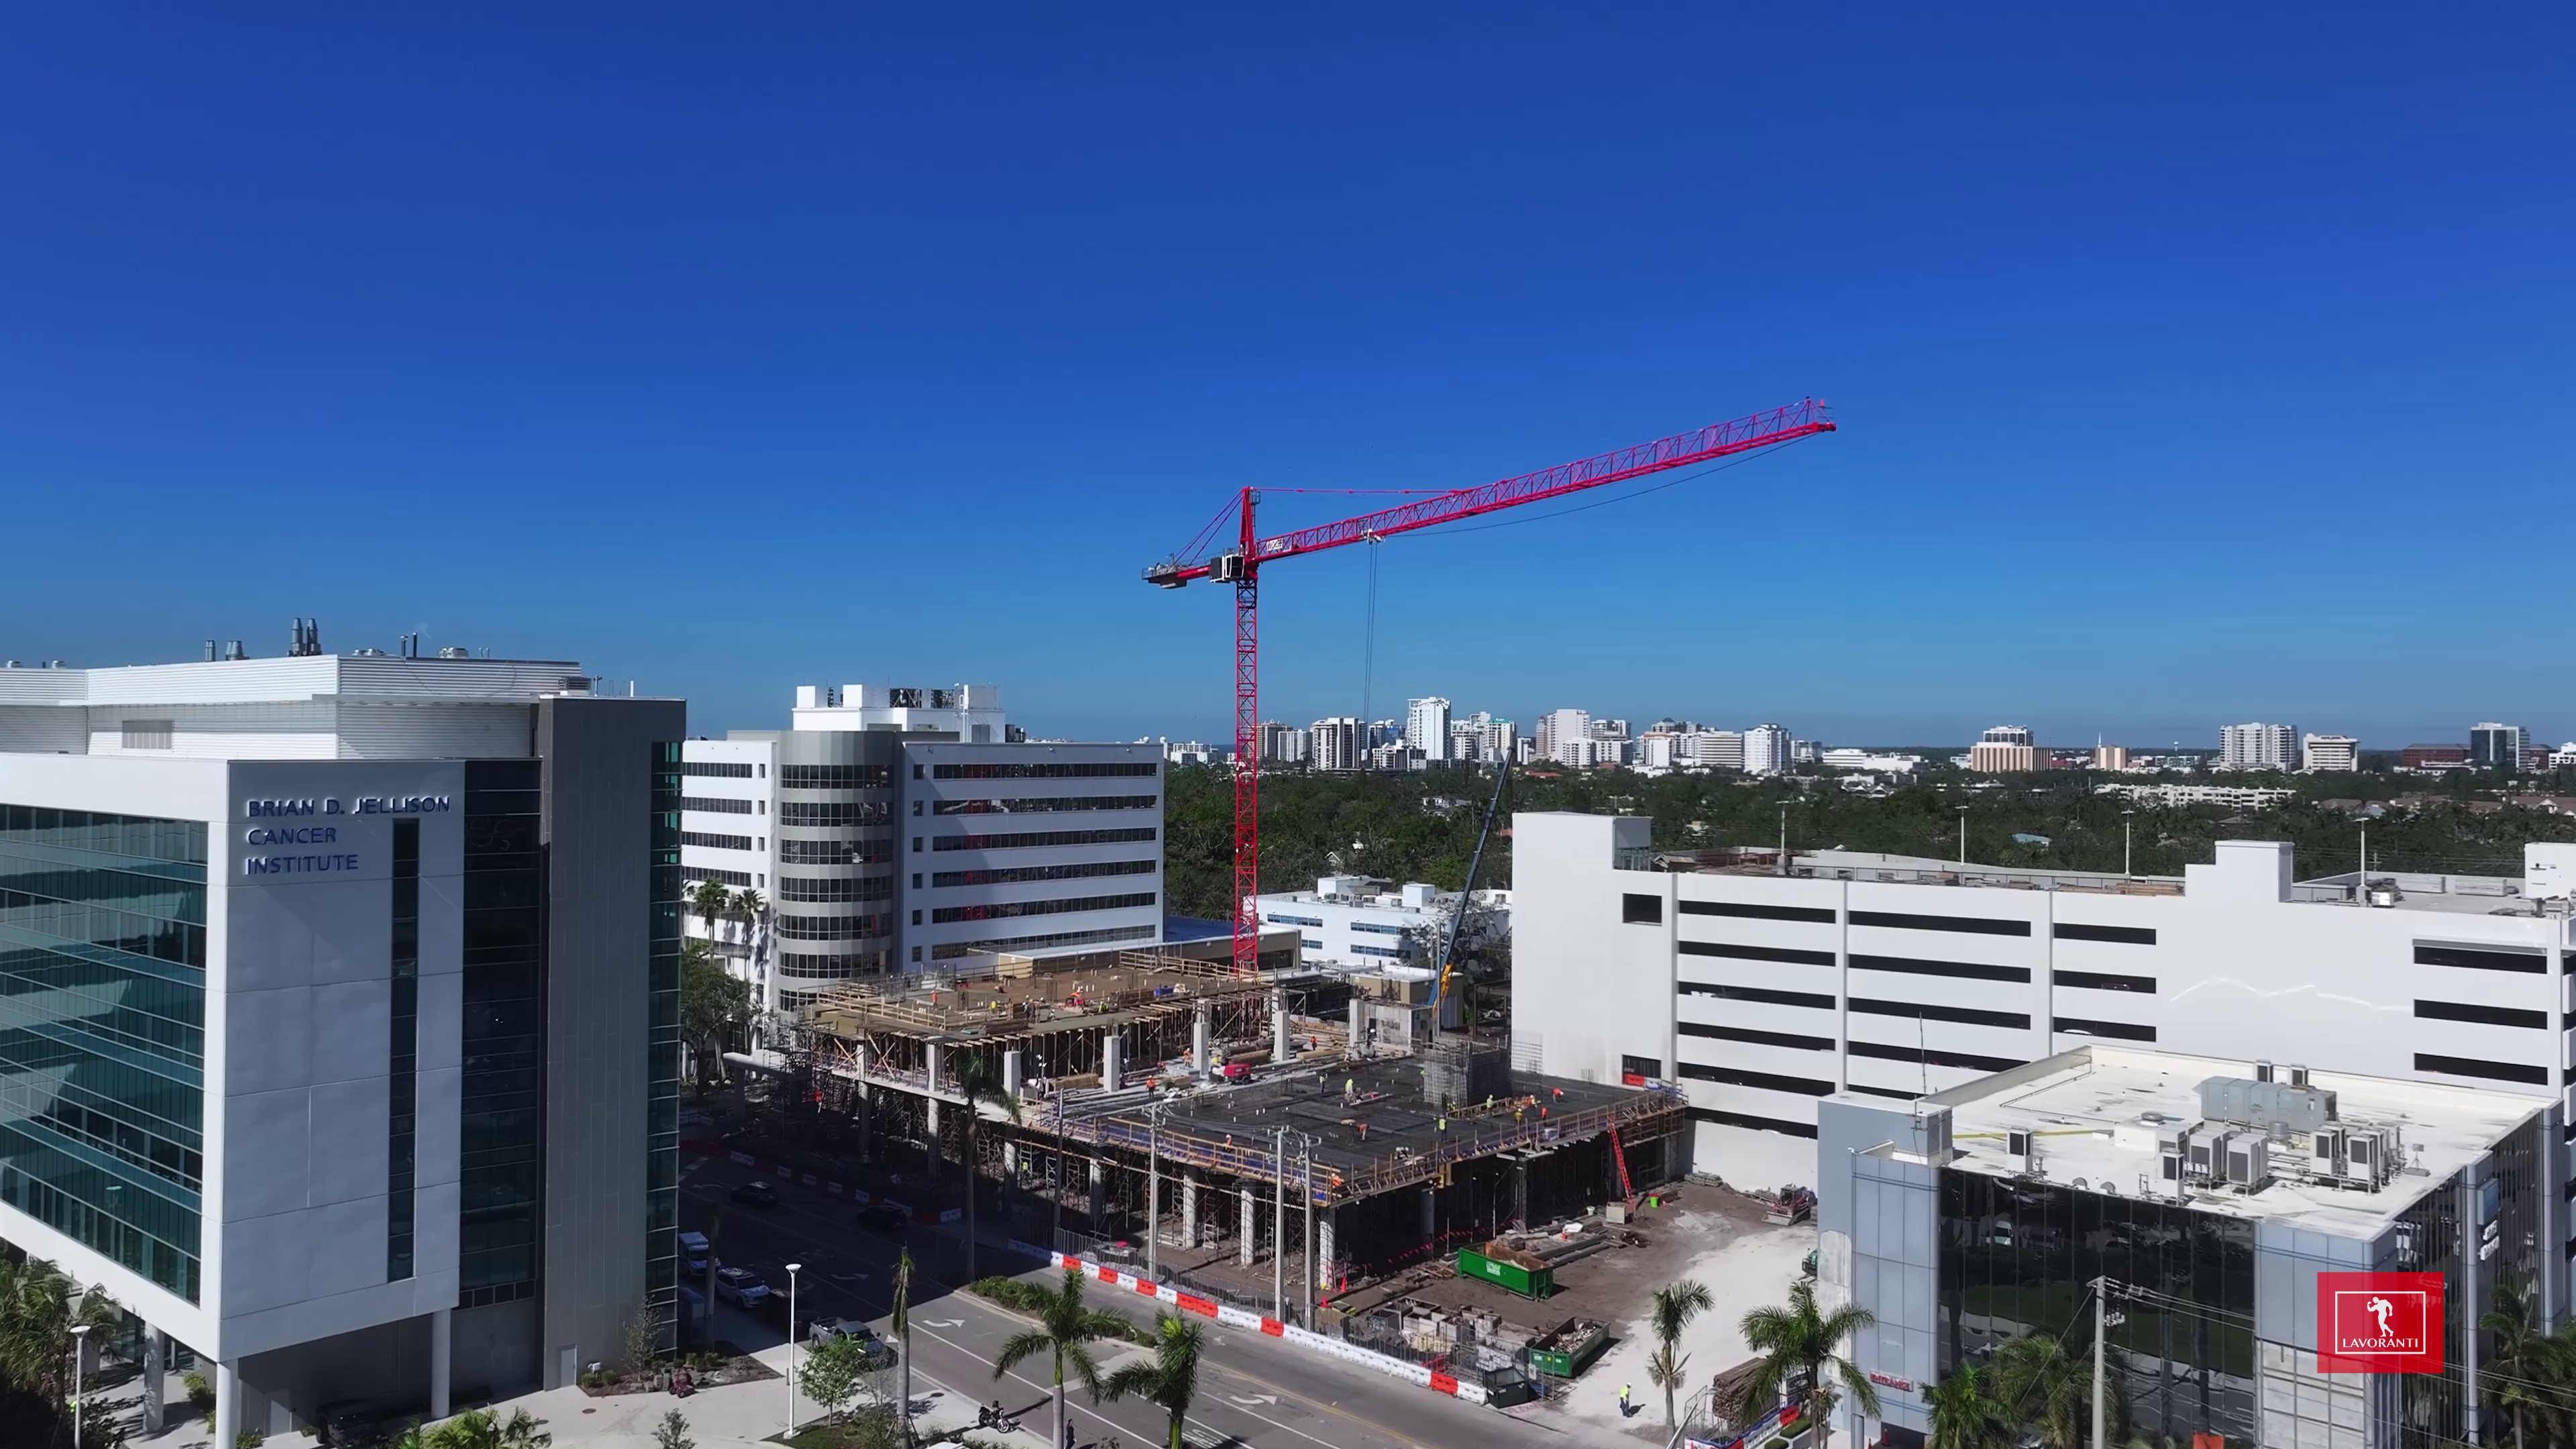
[1146,1108,1162,1282]
[1272,1126,1287,1317]
[1778,804,1789,877]
[2092,1276,2106,1449]
[1957,805,1969,865]
[2122,809,2135,877]
[1301,1140,1317,1330]
[2359,824,2369,904]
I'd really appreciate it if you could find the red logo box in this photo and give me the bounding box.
[2318,1271,2444,1373]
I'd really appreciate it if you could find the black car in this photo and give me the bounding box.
[730,1179,781,1208]
[855,1201,907,1233]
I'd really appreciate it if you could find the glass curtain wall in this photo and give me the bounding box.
[459,761,544,1305]
[1939,1171,2257,1447]
[644,743,682,1354]
[0,806,207,1300]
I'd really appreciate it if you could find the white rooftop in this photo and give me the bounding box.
[0,653,591,706]
[1906,1044,2542,1236]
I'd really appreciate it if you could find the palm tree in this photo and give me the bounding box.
[688,878,731,934]
[730,886,765,924]
[1925,1362,2015,1449]
[1647,1278,1715,1429]
[0,1256,119,1446]
[1102,1311,1206,1449]
[890,1250,915,1448]
[994,1269,1128,1449]
[953,1052,1022,1279]
[1733,1280,1879,1449]
[2481,1273,2559,1449]
[1995,1332,2118,1449]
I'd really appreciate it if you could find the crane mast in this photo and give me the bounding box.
[1146,398,1835,977]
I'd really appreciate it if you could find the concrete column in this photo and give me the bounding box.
[214,1360,240,1449]
[924,1042,944,1172]
[1002,1140,1020,1183]
[1346,998,1364,1059]
[1181,1171,1200,1248]
[431,1307,453,1418]
[1273,992,1291,1063]
[1420,1185,1437,1248]
[140,1329,164,1436]
[1191,1006,1211,1078]
[1240,1188,1258,1265]
[1317,1208,1337,1291]
[1087,1157,1105,1222]
[1003,1048,1024,1097]
[855,1042,873,1161]
[1102,1030,1124,1089]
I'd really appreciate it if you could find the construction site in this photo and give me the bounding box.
[742,931,1686,1310]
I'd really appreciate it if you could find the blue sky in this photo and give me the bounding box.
[4,7,2569,748]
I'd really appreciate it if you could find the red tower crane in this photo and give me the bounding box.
[1143,398,1836,975]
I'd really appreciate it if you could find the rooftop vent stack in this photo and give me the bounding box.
[224,641,246,661]
[202,640,217,661]
[437,646,470,659]
[2255,1061,2275,1083]
[2006,1128,2036,1175]
[2289,1065,2310,1087]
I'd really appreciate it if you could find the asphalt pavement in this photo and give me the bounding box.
[680,1152,1608,1449]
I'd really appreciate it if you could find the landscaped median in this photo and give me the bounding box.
[1046,1251,1492,1406]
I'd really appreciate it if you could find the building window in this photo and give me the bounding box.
[912,873,922,889]
[459,760,542,1299]
[682,761,755,777]
[1679,940,1833,967]
[779,765,892,790]
[2053,969,2157,994]
[680,795,754,814]
[779,801,891,827]
[1848,998,2029,1030]
[1679,899,1833,924]
[930,922,1157,959]
[2053,1016,2156,1042]
[1674,1061,1835,1095]
[121,718,174,751]
[1621,1053,1662,1084]
[933,826,1159,853]
[1349,922,1408,935]
[1622,893,1662,924]
[1849,953,2032,983]
[1266,914,1326,928]
[930,891,1157,925]
[776,875,893,904]
[1679,1022,1835,1051]
[1847,1040,2027,1073]
[1850,910,2031,937]
[2415,1000,2548,1029]
[1677,981,1835,1010]
[1352,944,1406,958]
[931,859,1156,888]
[682,867,753,888]
[680,830,754,852]
[2055,922,2157,945]
[931,761,1157,780]
[932,795,1158,816]
[2416,1052,2548,1085]
[0,803,209,1302]
[780,838,894,865]
[388,818,419,1281]
[775,912,893,941]
[2416,943,2547,974]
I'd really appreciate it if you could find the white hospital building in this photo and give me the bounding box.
[0,649,684,1442]
[1513,810,2576,1264]
[680,682,1163,1012]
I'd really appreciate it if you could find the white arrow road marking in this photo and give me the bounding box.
[1229,1393,1281,1405]
[918,1318,966,1328]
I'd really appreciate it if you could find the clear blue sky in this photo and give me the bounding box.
[5,7,2568,748]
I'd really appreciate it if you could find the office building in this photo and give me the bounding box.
[1512,811,2576,1218]
[1686,730,1745,772]
[1403,698,1452,762]
[1309,717,1364,772]
[2219,722,2298,771]
[1636,731,1682,773]
[2098,782,2296,811]
[790,682,1011,742]
[2300,732,2360,773]
[1256,722,1310,767]
[0,649,682,1442]
[1813,1045,2554,1449]
[682,684,1161,1007]
[1534,708,1590,765]
[1743,724,1792,776]
[2091,743,2131,771]
[1253,874,1509,970]
[2472,722,2529,771]
[1818,749,1924,776]
[2402,743,2471,772]
[1965,726,2041,774]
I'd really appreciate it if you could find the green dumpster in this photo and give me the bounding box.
[1523,1320,1608,1378]
[1457,1245,1554,1299]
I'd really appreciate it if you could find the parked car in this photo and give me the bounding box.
[714,1266,771,1307]
[855,1201,908,1233]
[731,1179,781,1208]
[809,1318,895,1366]
[677,1230,711,1273]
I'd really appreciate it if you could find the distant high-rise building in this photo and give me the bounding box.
[1310,716,1364,771]
[1468,713,1517,764]
[1257,720,1310,765]
[1689,729,1746,771]
[1743,724,1792,775]
[2401,744,2471,772]
[2218,722,2297,771]
[2300,733,2359,773]
[2471,722,2528,771]
[1537,708,1591,767]
[1405,697,1452,761]
[1968,726,2042,773]
[2092,744,2131,771]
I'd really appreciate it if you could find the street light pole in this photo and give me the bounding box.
[70,1323,88,1446]
[1272,1126,1287,1318]
[1301,1140,1317,1330]
[1146,1108,1161,1283]
[2123,810,2135,877]
[785,1261,802,1436]
[1957,805,1969,866]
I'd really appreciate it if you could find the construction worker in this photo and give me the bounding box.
[1619,1383,1633,1416]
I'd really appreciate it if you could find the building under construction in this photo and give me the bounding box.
[769,938,1684,1299]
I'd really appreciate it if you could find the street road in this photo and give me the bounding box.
[679,1152,1606,1449]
